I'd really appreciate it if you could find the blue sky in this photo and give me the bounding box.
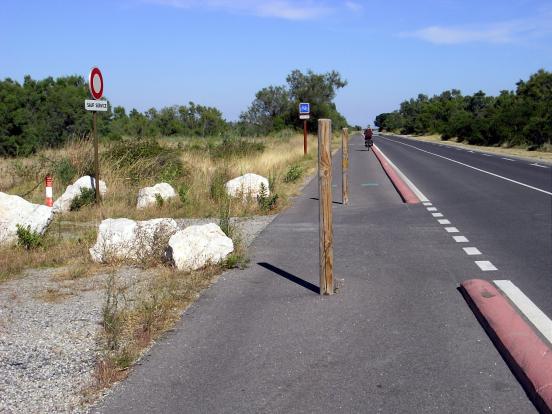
[1,0,551,126]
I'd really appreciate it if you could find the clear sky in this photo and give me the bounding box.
[2,0,551,126]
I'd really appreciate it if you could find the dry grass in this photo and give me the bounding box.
[34,287,75,303]
[390,133,552,162]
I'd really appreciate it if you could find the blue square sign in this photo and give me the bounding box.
[299,103,310,114]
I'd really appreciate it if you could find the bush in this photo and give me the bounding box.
[210,169,230,202]
[16,224,43,249]
[210,137,265,159]
[257,183,278,212]
[154,193,164,207]
[283,164,303,183]
[54,158,77,186]
[70,187,96,211]
[178,184,190,204]
[218,199,232,238]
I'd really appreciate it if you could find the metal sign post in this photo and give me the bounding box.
[86,67,105,204]
[299,103,310,156]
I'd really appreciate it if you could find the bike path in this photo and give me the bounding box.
[94,134,534,413]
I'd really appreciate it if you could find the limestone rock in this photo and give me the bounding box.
[53,176,107,213]
[0,192,54,246]
[225,173,269,200]
[136,182,177,209]
[89,217,178,263]
[167,223,234,271]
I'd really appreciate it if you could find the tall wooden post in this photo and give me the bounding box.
[303,119,308,155]
[93,111,101,203]
[342,127,349,206]
[318,119,333,295]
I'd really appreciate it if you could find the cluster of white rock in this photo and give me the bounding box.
[89,218,233,271]
[1,172,269,270]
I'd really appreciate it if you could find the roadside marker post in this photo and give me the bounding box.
[299,103,310,156]
[45,175,53,207]
[318,119,334,295]
[85,67,105,204]
[342,128,349,206]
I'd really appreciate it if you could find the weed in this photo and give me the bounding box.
[218,198,232,237]
[283,164,304,183]
[210,168,230,202]
[257,183,278,212]
[70,187,96,211]
[210,137,265,159]
[16,225,43,249]
[154,193,164,207]
[54,158,77,186]
[35,287,74,303]
[178,184,190,204]
[268,169,277,193]
[102,274,123,351]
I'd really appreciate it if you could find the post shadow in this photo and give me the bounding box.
[258,262,319,294]
[309,197,343,205]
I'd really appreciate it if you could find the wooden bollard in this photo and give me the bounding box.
[342,128,349,206]
[318,119,334,295]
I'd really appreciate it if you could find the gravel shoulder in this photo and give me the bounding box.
[0,215,275,414]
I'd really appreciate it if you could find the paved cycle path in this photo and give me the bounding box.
[94,134,534,413]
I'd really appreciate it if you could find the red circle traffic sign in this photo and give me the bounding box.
[88,67,104,100]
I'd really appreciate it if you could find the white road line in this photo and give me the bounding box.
[475,260,498,271]
[453,236,469,242]
[427,207,437,212]
[530,163,549,169]
[463,247,482,255]
[468,151,474,153]
[381,138,552,196]
[438,219,451,225]
[493,280,552,344]
[432,213,444,217]
[445,227,459,233]
[482,154,492,157]
[373,145,429,202]
[423,202,432,206]
[501,157,515,162]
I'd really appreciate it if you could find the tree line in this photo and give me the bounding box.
[375,69,552,149]
[0,69,349,157]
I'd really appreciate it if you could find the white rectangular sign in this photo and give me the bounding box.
[85,99,108,112]
[299,114,310,120]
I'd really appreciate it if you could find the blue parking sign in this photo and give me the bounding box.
[299,103,310,114]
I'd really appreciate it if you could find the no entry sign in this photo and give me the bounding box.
[88,67,104,100]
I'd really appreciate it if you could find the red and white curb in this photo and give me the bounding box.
[372,145,423,204]
[461,279,552,413]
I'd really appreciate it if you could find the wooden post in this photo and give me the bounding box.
[342,127,349,206]
[318,119,333,295]
[303,119,308,155]
[93,111,101,204]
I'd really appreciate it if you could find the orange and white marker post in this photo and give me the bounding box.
[45,175,53,207]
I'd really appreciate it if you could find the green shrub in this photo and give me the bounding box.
[257,183,278,212]
[54,158,77,186]
[70,187,96,211]
[210,137,265,159]
[154,193,164,207]
[16,224,43,249]
[218,198,232,237]
[283,164,304,183]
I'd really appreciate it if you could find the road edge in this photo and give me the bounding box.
[460,279,552,414]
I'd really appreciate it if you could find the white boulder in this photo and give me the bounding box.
[167,223,234,271]
[53,175,107,213]
[136,182,177,209]
[225,173,269,200]
[0,192,54,246]
[89,217,178,263]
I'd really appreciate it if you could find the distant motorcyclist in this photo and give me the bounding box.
[364,125,373,148]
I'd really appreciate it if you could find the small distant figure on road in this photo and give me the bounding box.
[364,125,374,149]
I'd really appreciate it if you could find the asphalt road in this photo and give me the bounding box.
[93,134,539,413]
[375,134,552,317]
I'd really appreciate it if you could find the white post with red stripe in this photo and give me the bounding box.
[45,175,53,207]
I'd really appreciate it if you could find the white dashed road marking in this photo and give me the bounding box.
[482,154,492,157]
[438,219,451,225]
[501,157,515,161]
[463,247,482,255]
[493,280,552,344]
[445,227,459,233]
[423,202,432,206]
[453,236,469,242]
[530,163,549,169]
[432,213,444,217]
[475,261,498,271]
[427,207,437,212]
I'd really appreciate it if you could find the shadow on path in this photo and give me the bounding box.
[258,262,319,294]
[309,197,343,205]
